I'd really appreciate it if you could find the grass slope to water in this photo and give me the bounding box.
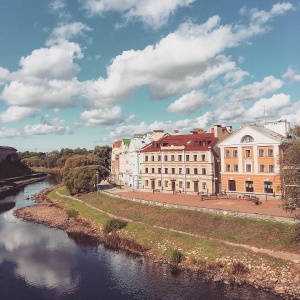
[49,187,299,265]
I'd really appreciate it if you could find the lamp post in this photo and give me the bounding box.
[96,170,99,193]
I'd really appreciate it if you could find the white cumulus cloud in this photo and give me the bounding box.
[0,106,39,123]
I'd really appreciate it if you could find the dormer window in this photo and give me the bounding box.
[241,135,254,143]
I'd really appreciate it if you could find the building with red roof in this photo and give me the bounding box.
[139,125,231,194]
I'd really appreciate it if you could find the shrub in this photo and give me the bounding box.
[231,261,249,275]
[170,249,184,264]
[67,208,79,218]
[103,218,127,234]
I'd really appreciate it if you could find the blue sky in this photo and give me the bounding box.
[0,0,299,152]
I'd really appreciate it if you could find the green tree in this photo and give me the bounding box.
[64,165,109,195]
[290,125,300,137]
[282,140,300,213]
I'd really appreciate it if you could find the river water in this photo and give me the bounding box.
[0,179,283,300]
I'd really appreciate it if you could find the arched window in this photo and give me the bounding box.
[241,135,254,143]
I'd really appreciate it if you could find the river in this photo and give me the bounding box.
[0,179,284,299]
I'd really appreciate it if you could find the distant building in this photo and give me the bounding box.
[110,140,122,184]
[139,125,231,194]
[0,146,18,162]
[218,120,292,198]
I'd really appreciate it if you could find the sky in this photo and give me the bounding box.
[0,0,299,152]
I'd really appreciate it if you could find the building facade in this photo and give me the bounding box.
[0,146,18,162]
[110,140,122,184]
[218,120,292,198]
[139,126,231,194]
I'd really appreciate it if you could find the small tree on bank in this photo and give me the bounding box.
[64,165,109,195]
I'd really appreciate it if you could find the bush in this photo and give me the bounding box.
[170,249,184,264]
[67,208,79,218]
[231,261,249,275]
[103,218,127,234]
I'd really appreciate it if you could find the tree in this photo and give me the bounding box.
[290,125,300,137]
[64,165,109,195]
[282,140,300,213]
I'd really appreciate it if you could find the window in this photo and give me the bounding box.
[179,181,183,188]
[178,155,182,161]
[158,155,161,161]
[241,135,254,143]
[259,165,265,173]
[164,155,168,161]
[145,167,149,173]
[151,168,155,173]
[172,168,175,174]
[195,141,199,146]
[233,150,238,158]
[187,182,190,189]
[264,181,273,193]
[225,149,230,158]
[202,141,206,146]
[194,168,198,175]
[186,168,190,174]
[158,180,161,187]
[145,156,148,161]
[269,165,274,173]
[186,155,190,161]
[245,181,254,192]
[164,168,168,174]
[202,168,206,175]
[179,168,182,174]
[245,149,251,158]
[258,149,264,157]
[151,155,154,161]
[228,180,236,191]
[165,180,168,187]
[171,155,175,161]
[193,155,197,161]
[246,164,251,172]
[145,180,149,186]
[268,149,274,157]
[226,164,230,172]
[158,168,161,174]
[202,182,206,189]
[234,164,239,172]
[202,154,205,161]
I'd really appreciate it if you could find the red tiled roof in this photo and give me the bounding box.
[141,133,217,152]
[113,140,122,148]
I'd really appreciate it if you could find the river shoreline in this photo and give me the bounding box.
[0,173,47,199]
[15,186,300,299]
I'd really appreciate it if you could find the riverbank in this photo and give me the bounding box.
[0,173,46,198]
[15,186,300,299]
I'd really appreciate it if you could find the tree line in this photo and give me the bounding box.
[19,145,112,195]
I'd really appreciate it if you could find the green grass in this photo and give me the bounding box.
[46,187,299,269]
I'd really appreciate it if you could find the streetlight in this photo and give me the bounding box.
[96,170,99,193]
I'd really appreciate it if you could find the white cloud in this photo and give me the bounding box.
[85,3,292,108]
[82,0,195,29]
[0,127,21,138]
[46,22,92,46]
[0,106,39,123]
[80,106,124,125]
[24,117,76,136]
[283,67,300,82]
[167,90,210,114]
[244,93,291,121]
[229,76,283,102]
[0,67,10,84]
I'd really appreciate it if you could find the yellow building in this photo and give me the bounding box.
[218,120,292,198]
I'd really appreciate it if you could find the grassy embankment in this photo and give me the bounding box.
[49,186,299,270]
